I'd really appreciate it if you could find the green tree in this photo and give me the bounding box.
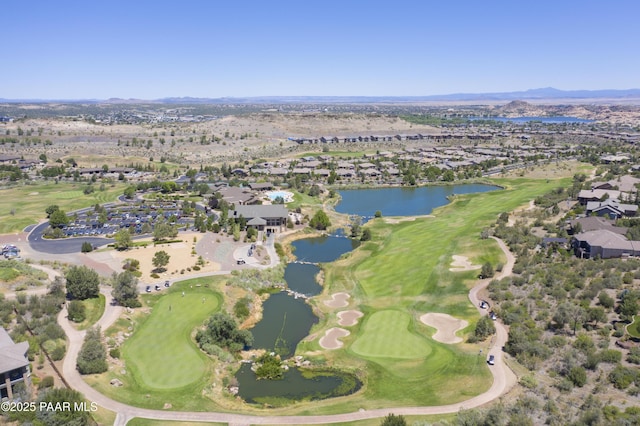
[113,228,132,250]
[480,262,494,279]
[152,250,170,272]
[619,292,639,322]
[67,300,86,322]
[48,209,69,228]
[45,204,59,218]
[474,315,496,340]
[153,222,178,241]
[111,271,141,308]
[123,185,136,199]
[65,265,100,300]
[196,312,253,353]
[361,228,372,241]
[35,388,92,425]
[255,352,284,380]
[76,326,108,374]
[309,210,331,230]
[380,413,407,426]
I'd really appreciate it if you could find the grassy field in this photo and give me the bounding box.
[350,310,432,359]
[75,294,106,330]
[123,282,221,389]
[0,181,125,233]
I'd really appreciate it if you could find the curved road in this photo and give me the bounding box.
[28,220,114,254]
[55,236,519,425]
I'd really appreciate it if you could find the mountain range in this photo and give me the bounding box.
[2,88,640,104]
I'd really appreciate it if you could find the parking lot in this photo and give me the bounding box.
[57,200,202,238]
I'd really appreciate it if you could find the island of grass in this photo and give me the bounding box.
[628,316,640,339]
[92,171,575,415]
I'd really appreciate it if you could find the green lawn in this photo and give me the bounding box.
[123,282,221,390]
[76,294,106,330]
[628,316,640,339]
[351,310,432,359]
[0,181,125,233]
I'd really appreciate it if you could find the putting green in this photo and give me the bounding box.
[123,290,220,389]
[351,310,431,359]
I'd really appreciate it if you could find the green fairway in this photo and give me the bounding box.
[0,182,125,233]
[351,310,431,359]
[123,286,221,389]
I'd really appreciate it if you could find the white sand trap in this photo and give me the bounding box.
[449,255,481,272]
[420,313,469,344]
[324,292,350,308]
[337,310,363,326]
[319,327,350,349]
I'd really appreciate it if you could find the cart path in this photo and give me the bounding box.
[55,236,518,425]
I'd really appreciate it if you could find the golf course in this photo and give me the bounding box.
[92,172,575,416]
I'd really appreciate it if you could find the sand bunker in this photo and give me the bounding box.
[337,310,364,326]
[449,255,481,272]
[420,313,469,344]
[319,327,350,349]
[324,292,350,308]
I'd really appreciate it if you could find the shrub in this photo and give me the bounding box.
[38,376,54,389]
[67,300,86,323]
[50,345,65,361]
[109,348,120,359]
[81,241,93,253]
[76,327,108,375]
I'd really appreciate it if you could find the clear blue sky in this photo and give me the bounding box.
[3,0,639,99]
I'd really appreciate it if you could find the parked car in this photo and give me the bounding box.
[237,259,246,265]
[164,280,170,287]
[155,285,161,291]
[145,285,151,293]
[488,354,495,365]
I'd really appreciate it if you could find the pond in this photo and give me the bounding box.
[335,184,498,217]
[235,363,361,405]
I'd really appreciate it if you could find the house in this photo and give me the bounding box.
[573,230,640,259]
[248,182,274,191]
[0,327,31,400]
[215,186,258,205]
[231,205,289,233]
[585,199,638,219]
[569,216,627,235]
[577,189,621,204]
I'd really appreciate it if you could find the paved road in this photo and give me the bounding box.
[55,236,518,425]
[27,220,114,254]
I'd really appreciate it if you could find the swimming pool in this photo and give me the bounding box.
[265,190,294,202]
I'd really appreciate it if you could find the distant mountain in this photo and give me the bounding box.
[2,88,640,104]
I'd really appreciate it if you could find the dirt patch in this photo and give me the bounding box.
[319,327,350,350]
[420,312,468,344]
[337,310,363,326]
[384,214,434,224]
[324,292,350,308]
[449,255,481,272]
[110,232,220,281]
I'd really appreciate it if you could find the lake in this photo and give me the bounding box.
[335,184,498,217]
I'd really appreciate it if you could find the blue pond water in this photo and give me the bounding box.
[335,184,498,217]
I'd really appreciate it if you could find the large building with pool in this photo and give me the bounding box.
[232,205,289,233]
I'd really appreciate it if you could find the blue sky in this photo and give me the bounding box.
[3,1,638,99]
